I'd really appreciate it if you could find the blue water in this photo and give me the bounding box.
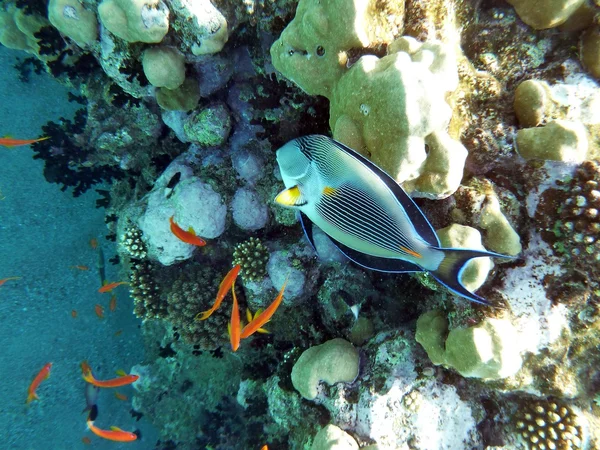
[0,46,157,449]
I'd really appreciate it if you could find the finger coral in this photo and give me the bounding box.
[232,237,269,282]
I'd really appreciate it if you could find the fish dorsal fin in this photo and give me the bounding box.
[302,212,423,273]
[329,138,440,247]
[187,227,196,236]
[275,185,307,207]
[110,426,124,432]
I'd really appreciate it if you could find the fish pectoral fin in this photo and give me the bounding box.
[275,185,307,207]
[256,327,270,334]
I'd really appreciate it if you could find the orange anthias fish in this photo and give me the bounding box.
[87,420,137,442]
[89,237,98,250]
[71,309,78,318]
[0,136,49,148]
[114,392,128,401]
[27,362,52,403]
[229,281,241,352]
[169,216,206,247]
[196,265,241,321]
[0,276,21,287]
[109,295,117,312]
[240,278,288,339]
[70,265,89,271]
[95,304,104,319]
[81,361,139,388]
[98,281,128,293]
[82,436,91,445]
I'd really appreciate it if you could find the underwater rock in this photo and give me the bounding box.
[416,310,523,380]
[183,101,232,147]
[231,187,268,231]
[195,54,233,97]
[266,250,307,304]
[47,0,97,47]
[138,177,227,265]
[311,424,359,450]
[231,148,265,186]
[291,338,359,401]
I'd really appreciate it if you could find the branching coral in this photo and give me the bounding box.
[232,237,269,282]
[130,259,166,319]
[166,264,227,348]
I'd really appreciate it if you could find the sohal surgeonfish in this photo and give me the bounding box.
[274,135,514,306]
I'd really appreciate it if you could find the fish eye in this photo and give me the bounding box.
[316,45,325,57]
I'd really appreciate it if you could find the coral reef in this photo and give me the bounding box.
[5,0,600,448]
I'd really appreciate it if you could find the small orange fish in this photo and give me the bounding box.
[109,295,117,312]
[169,216,206,247]
[229,281,241,352]
[196,265,241,321]
[261,446,269,450]
[87,420,137,442]
[95,304,104,319]
[114,330,123,337]
[98,281,128,293]
[0,136,49,147]
[70,265,89,271]
[26,362,52,403]
[0,276,21,287]
[246,309,269,334]
[81,362,139,388]
[71,309,78,318]
[240,278,288,339]
[89,238,98,250]
[114,392,128,401]
[82,436,91,445]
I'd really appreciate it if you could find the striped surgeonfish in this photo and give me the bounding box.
[274,135,513,306]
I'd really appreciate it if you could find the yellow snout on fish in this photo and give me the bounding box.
[274,135,513,306]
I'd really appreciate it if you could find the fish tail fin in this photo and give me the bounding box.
[430,248,513,306]
[26,392,38,404]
